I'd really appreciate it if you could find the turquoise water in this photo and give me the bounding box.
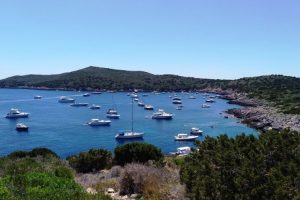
[0,89,258,157]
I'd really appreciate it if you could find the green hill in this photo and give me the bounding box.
[0,66,299,114]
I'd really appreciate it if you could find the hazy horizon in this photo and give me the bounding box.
[1,0,299,79]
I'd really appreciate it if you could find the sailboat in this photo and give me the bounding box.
[115,98,144,139]
[106,94,120,119]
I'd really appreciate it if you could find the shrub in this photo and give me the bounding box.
[8,151,29,159]
[114,143,164,166]
[67,149,112,173]
[29,147,59,158]
[53,166,74,179]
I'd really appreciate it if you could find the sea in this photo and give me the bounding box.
[0,89,258,158]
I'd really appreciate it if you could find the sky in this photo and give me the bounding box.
[0,0,299,80]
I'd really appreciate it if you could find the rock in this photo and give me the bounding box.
[107,188,115,193]
[86,187,97,195]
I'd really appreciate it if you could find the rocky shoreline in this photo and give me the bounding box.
[215,91,300,133]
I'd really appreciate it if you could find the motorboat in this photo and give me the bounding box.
[172,100,182,104]
[83,93,90,97]
[205,99,215,103]
[189,96,196,99]
[88,119,111,126]
[107,109,118,114]
[90,104,101,110]
[71,103,89,107]
[202,104,211,108]
[34,95,42,99]
[175,146,191,156]
[58,96,75,103]
[115,98,144,140]
[131,93,138,98]
[133,98,139,102]
[6,109,29,118]
[173,97,181,101]
[174,133,198,141]
[106,113,120,119]
[115,131,144,139]
[152,109,173,120]
[191,127,203,135]
[144,104,154,110]
[16,123,29,131]
[137,102,145,107]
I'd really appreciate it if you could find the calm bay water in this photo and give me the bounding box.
[0,89,258,158]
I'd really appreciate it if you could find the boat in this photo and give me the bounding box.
[71,103,89,107]
[6,109,29,118]
[131,93,138,98]
[16,123,29,131]
[190,127,203,135]
[115,98,144,139]
[144,104,154,110]
[133,98,139,102]
[83,93,90,97]
[205,99,215,103]
[173,97,181,101]
[189,96,196,99]
[142,94,149,97]
[34,95,42,99]
[58,96,75,103]
[224,115,229,119]
[175,146,191,156]
[174,133,198,141]
[152,109,173,120]
[106,108,120,119]
[88,119,111,126]
[202,104,211,108]
[137,102,145,107]
[172,100,182,104]
[176,106,182,110]
[90,104,101,110]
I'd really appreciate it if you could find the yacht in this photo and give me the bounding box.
[6,109,29,118]
[174,133,198,141]
[202,104,211,108]
[191,127,203,135]
[115,98,144,140]
[144,104,154,110]
[106,108,120,119]
[173,97,182,101]
[175,146,191,156]
[90,104,101,110]
[88,119,111,126]
[172,100,182,104]
[58,96,75,103]
[205,99,215,103]
[152,109,173,120]
[16,123,29,131]
[71,103,89,107]
[34,95,42,99]
[137,102,145,107]
[83,93,90,97]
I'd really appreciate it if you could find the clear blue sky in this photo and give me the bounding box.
[0,0,299,79]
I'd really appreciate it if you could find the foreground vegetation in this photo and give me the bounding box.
[1,67,299,114]
[1,130,299,199]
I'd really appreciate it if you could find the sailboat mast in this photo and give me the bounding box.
[132,97,134,132]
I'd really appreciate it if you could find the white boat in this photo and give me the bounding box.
[175,146,191,156]
[133,98,139,102]
[88,119,111,126]
[107,109,118,115]
[176,106,182,110]
[83,93,90,97]
[71,103,89,107]
[144,104,154,110]
[189,96,196,99]
[106,108,120,118]
[191,127,203,135]
[174,133,198,141]
[202,104,211,108]
[172,100,182,104]
[152,109,173,120]
[131,93,138,98]
[173,97,181,101]
[205,99,215,103]
[34,95,42,99]
[6,109,29,118]
[16,123,29,131]
[90,104,101,110]
[115,98,144,140]
[58,96,75,103]
[137,102,145,107]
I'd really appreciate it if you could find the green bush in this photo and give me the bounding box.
[180,130,300,200]
[53,166,74,179]
[114,143,164,166]
[67,149,112,173]
[29,147,59,158]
